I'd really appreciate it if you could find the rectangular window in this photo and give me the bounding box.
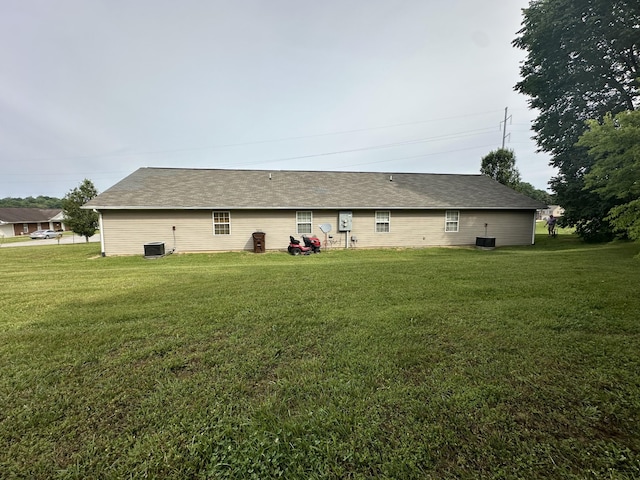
[445,210,459,232]
[296,211,312,234]
[375,210,390,233]
[213,211,230,235]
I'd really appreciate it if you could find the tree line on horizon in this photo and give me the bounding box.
[0,196,63,209]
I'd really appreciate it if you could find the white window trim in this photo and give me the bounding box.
[212,211,231,235]
[296,211,312,234]
[445,210,459,233]
[375,210,391,233]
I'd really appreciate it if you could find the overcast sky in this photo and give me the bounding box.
[0,0,553,199]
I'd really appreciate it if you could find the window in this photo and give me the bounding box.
[296,211,312,234]
[375,210,390,232]
[445,210,459,232]
[213,211,230,235]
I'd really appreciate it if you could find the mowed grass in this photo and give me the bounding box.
[1,232,639,479]
[0,231,75,245]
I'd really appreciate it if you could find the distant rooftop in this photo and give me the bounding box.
[0,207,62,223]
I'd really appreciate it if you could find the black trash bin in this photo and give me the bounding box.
[252,232,266,253]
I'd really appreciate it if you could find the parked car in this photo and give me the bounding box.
[30,229,59,239]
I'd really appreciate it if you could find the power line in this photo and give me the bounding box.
[198,127,499,169]
[331,143,500,170]
[11,109,505,163]
[3,125,500,175]
[1,135,500,185]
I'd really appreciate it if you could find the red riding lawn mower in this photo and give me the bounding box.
[288,235,321,255]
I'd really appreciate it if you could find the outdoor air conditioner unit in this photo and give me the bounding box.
[144,242,165,258]
[475,237,496,248]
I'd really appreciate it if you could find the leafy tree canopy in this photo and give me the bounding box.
[62,179,99,242]
[513,0,640,241]
[0,196,62,208]
[514,181,553,205]
[578,110,640,240]
[480,148,521,189]
[480,148,552,204]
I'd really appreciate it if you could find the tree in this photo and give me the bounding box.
[0,196,62,208]
[480,148,552,203]
[62,179,99,242]
[514,181,553,205]
[578,110,640,240]
[513,0,640,241]
[480,148,521,188]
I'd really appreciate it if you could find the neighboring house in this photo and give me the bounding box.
[537,205,564,221]
[0,208,66,238]
[83,167,546,256]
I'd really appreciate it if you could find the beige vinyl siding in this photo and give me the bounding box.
[99,208,536,256]
[102,210,278,256]
[101,209,337,256]
[455,210,535,246]
[347,209,534,248]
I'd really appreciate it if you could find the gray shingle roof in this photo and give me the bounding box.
[0,208,62,223]
[84,168,546,210]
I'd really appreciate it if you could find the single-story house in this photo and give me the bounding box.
[537,205,564,221]
[0,208,66,238]
[83,168,547,257]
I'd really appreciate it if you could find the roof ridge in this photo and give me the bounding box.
[139,166,484,177]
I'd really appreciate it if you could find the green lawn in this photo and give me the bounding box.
[0,234,34,244]
[0,231,75,245]
[536,219,574,237]
[1,233,639,479]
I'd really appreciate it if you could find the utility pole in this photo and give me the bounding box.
[500,107,512,149]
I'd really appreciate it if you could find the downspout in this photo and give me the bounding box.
[95,210,106,256]
[531,211,537,245]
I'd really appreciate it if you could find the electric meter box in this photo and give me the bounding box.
[338,211,353,231]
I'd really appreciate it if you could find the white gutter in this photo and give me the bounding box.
[84,205,543,211]
[95,210,105,257]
